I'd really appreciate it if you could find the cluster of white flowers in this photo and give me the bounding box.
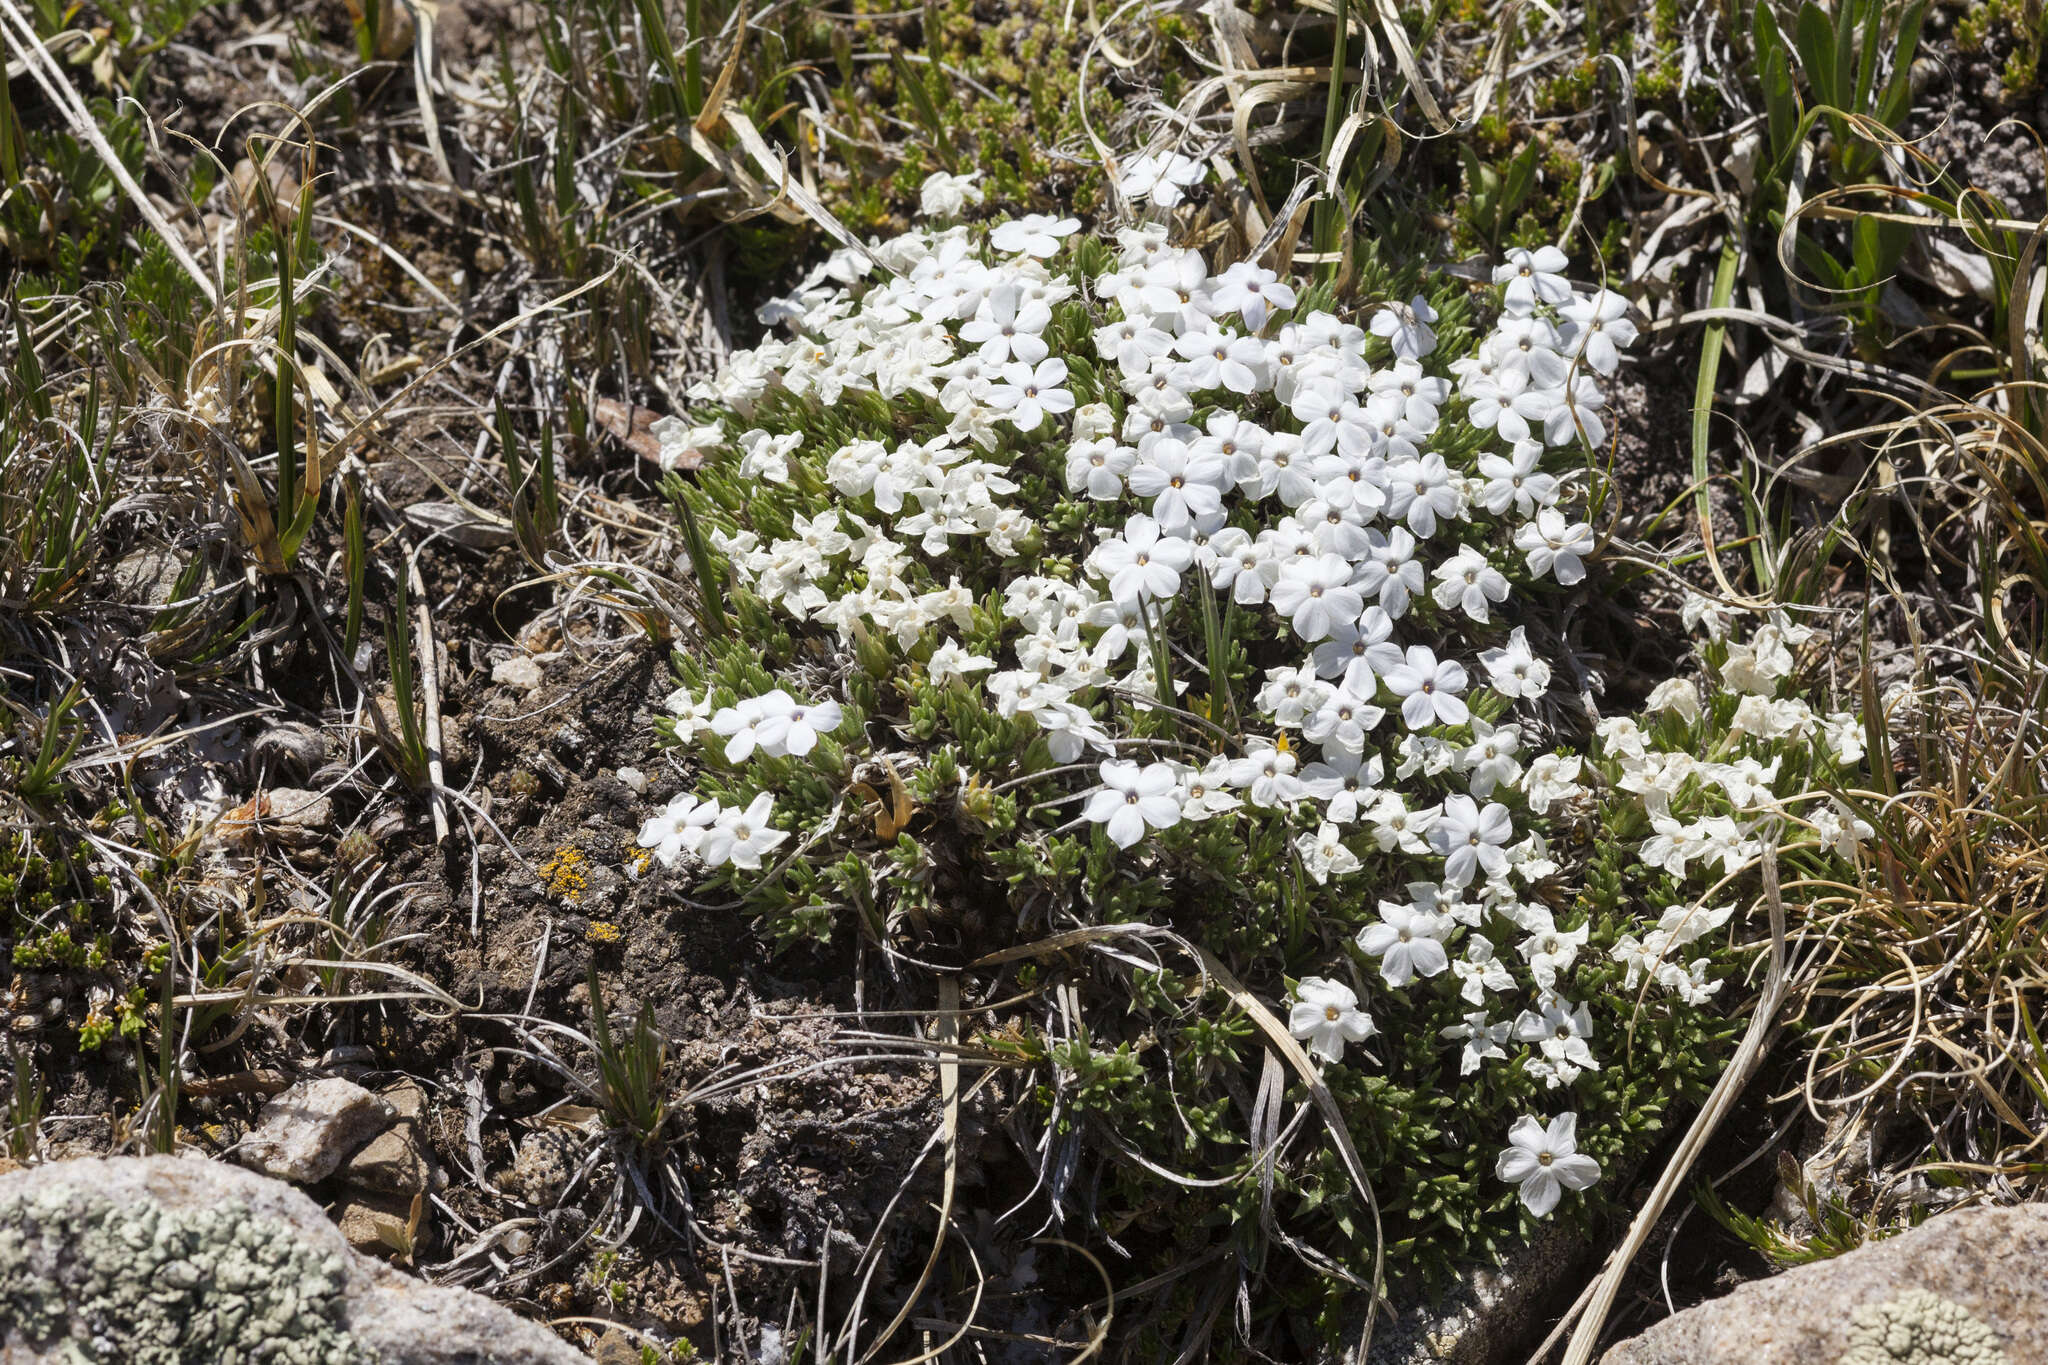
[638,791,787,871]
[655,171,1866,1229]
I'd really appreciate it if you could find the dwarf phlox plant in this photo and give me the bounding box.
[644,168,1875,1298]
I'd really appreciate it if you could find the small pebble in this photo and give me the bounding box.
[492,655,544,693]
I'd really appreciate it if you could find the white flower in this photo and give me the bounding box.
[1296,822,1362,884]
[1644,677,1702,722]
[1475,442,1559,518]
[1304,687,1385,756]
[1118,151,1207,209]
[990,213,1080,257]
[752,689,844,758]
[1301,749,1384,823]
[1178,757,1242,820]
[638,792,721,867]
[1357,900,1453,986]
[1478,626,1551,700]
[1638,816,1702,878]
[1271,554,1364,642]
[1384,454,1463,538]
[1494,245,1573,314]
[710,694,770,762]
[1369,294,1438,360]
[1431,794,1513,887]
[698,793,788,870]
[650,416,724,472]
[1520,754,1584,809]
[1515,907,1590,992]
[919,169,985,219]
[961,283,1052,366]
[737,428,802,483]
[1065,438,1136,500]
[985,357,1075,431]
[928,639,994,686]
[1514,997,1599,1080]
[1560,289,1637,375]
[1128,438,1229,533]
[1514,509,1595,585]
[1083,759,1183,848]
[1431,545,1511,623]
[1382,646,1471,730]
[1823,711,1867,765]
[1172,326,1267,394]
[663,686,717,743]
[1461,719,1522,797]
[1090,514,1194,604]
[1496,1113,1601,1216]
[1366,791,1439,854]
[1209,261,1297,331]
[1720,624,1801,697]
[1288,976,1375,1063]
[1441,1009,1512,1074]
[1229,741,1306,808]
[1452,935,1516,1004]
[713,689,841,761]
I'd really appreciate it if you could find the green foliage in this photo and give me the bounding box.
[1696,1149,1925,1268]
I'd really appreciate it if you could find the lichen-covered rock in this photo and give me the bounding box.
[239,1078,394,1184]
[1840,1290,2007,1365]
[1601,1205,2048,1364]
[0,1156,592,1365]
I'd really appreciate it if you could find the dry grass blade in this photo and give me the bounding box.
[851,976,961,1365]
[1555,838,1794,1365]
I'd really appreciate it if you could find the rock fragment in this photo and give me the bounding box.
[1602,1204,2047,1364]
[239,1077,395,1185]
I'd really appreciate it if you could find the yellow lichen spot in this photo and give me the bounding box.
[586,920,622,944]
[622,847,654,880]
[538,846,588,903]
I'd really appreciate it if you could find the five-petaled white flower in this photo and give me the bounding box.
[986,357,1075,431]
[1357,900,1452,987]
[638,792,720,867]
[1118,151,1207,209]
[1431,795,1514,887]
[1494,245,1574,315]
[1091,514,1194,604]
[1381,646,1470,730]
[697,793,788,871]
[991,213,1081,257]
[1083,759,1184,848]
[1497,1113,1602,1216]
[1515,509,1596,585]
[918,169,985,219]
[1369,294,1438,360]
[1288,976,1376,1063]
[1210,262,1297,331]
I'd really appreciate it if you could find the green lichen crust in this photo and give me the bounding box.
[0,1183,365,1364]
[1841,1290,2009,1365]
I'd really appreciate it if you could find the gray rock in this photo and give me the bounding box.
[1358,1222,1589,1364]
[1602,1204,2048,1364]
[491,655,545,693]
[341,1126,432,1196]
[0,1155,591,1364]
[240,1078,395,1184]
